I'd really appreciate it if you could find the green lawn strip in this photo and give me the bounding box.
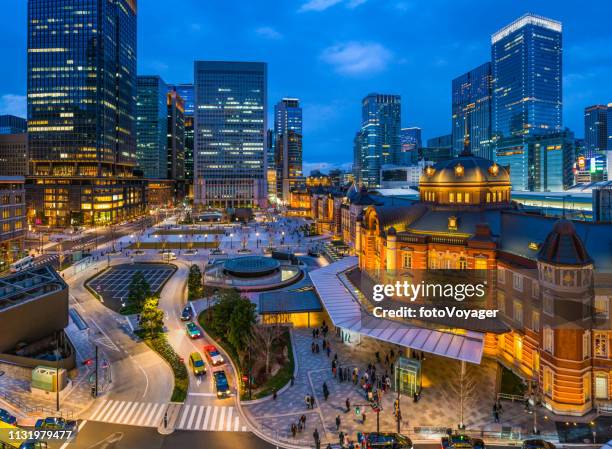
[127,241,220,250]
[153,229,226,235]
[139,332,189,403]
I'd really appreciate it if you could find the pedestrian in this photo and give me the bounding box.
[291,374,295,386]
[316,343,320,354]
[339,431,345,448]
[312,329,316,339]
[313,428,321,449]
[345,397,351,413]
[273,388,277,400]
[362,412,366,425]
[322,339,327,350]
[311,341,316,353]
[335,414,341,430]
[291,422,297,437]
[301,414,307,428]
[327,346,331,357]
[311,394,315,408]
[163,411,168,428]
[305,395,311,409]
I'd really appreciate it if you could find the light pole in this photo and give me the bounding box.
[256,232,260,249]
[178,234,183,253]
[230,233,234,250]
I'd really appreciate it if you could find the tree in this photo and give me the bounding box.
[210,289,241,337]
[127,272,152,309]
[187,264,202,300]
[447,360,478,429]
[227,298,256,358]
[139,297,165,337]
[252,320,284,375]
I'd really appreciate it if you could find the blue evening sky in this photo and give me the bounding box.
[2,1,612,174]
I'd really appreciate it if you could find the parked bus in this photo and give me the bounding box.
[9,256,34,273]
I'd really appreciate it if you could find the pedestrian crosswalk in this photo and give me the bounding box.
[175,404,247,432]
[89,400,248,432]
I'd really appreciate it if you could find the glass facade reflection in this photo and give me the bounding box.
[137,75,168,179]
[491,14,562,141]
[452,62,493,159]
[169,84,194,185]
[274,98,303,201]
[354,93,401,188]
[584,105,608,159]
[399,127,422,165]
[27,0,144,227]
[194,61,267,208]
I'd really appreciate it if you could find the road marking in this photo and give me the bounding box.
[88,399,108,421]
[188,392,216,397]
[225,407,233,431]
[194,405,205,429]
[234,416,240,432]
[178,404,191,428]
[135,402,152,426]
[210,406,219,430]
[58,420,88,449]
[107,401,127,422]
[144,403,159,426]
[202,405,212,429]
[123,402,139,423]
[126,402,145,425]
[186,405,198,429]
[97,400,120,422]
[217,406,226,431]
[152,403,165,427]
[115,401,134,422]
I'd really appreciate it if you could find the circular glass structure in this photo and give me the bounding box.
[223,256,281,278]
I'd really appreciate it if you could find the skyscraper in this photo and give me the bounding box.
[584,105,608,158]
[167,90,185,186]
[194,61,267,208]
[0,115,27,134]
[491,14,562,141]
[137,76,168,179]
[354,93,401,187]
[168,84,194,191]
[399,127,422,165]
[274,98,303,201]
[452,62,493,159]
[27,0,144,227]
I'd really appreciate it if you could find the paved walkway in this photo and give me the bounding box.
[243,327,568,447]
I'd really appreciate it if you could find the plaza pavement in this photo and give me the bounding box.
[243,327,567,447]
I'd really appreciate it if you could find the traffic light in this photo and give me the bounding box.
[90,386,97,397]
[355,406,360,416]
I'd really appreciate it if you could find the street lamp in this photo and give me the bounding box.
[230,233,234,249]
[256,232,260,249]
[178,234,183,253]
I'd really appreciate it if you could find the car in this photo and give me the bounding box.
[20,442,49,449]
[161,251,177,261]
[180,305,193,321]
[0,408,16,425]
[132,249,146,255]
[364,432,413,449]
[184,249,198,256]
[441,434,485,449]
[189,352,207,376]
[213,370,231,398]
[34,417,77,431]
[185,322,202,339]
[522,439,556,449]
[204,345,225,366]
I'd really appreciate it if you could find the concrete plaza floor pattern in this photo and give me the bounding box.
[243,328,559,446]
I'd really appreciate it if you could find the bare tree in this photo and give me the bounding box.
[446,360,478,429]
[252,315,285,375]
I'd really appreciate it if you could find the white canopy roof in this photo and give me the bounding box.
[309,257,485,364]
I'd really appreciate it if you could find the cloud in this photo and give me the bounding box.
[0,94,26,117]
[255,26,283,40]
[298,0,367,12]
[320,41,392,76]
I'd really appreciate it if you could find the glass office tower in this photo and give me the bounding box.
[354,93,401,188]
[452,62,493,159]
[168,84,194,189]
[0,115,27,135]
[137,76,168,179]
[584,105,608,158]
[399,127,422,165]
[274,98,303,201]
[193,61,267,208]
[27,0,144,227]
[491,14,562,139]
[167,90,185,193]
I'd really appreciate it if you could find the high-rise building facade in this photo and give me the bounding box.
[137,76,168,179]
[491,14,562,141]
[399,127,422,165]
[584,105,608,158]
[168,84,194,191]
[494,130,575,191]
[274,98,303,201]
[194,61,267,208]
[27,0,145,227]
[0,134,28,176]
[167,90,185,186]
[0,115,27,134]
[452,62,493,159]
[354,93,401,187]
